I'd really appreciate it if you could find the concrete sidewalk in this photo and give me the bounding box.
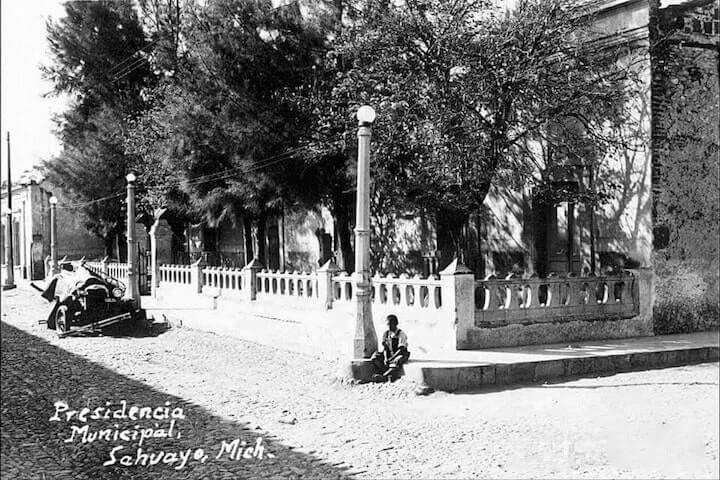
[142,294,719,392]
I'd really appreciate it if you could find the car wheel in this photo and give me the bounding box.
[47,301,58,330]
[56,306,70,337]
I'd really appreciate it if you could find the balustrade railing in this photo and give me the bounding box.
[332,273,443,311]
[474,273,638,327]
[203,266,243,292]
[152,258,642,336]
[84,261,104,273]
[106,262,129,284]
[159,264,193,287]
[256,269,318,300]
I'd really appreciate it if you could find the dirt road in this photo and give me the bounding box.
[2,284,718,479]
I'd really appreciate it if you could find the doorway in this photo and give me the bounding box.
[532,182,582,277]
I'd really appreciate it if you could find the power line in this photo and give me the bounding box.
[46,146,307,211]
[112,57,150,82]
[164,146,307,189]
[108,37,160,76]
[54,191,126,210]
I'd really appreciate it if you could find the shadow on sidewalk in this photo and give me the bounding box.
[0,321,353,480]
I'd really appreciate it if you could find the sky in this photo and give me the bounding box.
[1,0,67,182]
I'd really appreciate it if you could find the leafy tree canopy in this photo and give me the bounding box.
[42,0,155,256]
[299,0,644,261]
[126,0,326,231]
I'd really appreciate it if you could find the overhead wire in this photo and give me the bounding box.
[109,38,161,83]
[44,6,310,211]
[112,57,150,82]
[108,38,161,75]
[43,145,308,211]
[160,146,307,190]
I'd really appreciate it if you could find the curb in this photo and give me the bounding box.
[408,346,719,392]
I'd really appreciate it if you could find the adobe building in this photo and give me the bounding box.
[1,171,105,280]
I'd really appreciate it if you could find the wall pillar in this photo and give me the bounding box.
[317,259,340,309]
[150,219,172,298]
[190,258,206,294]
[628,267,654,336]
[241,258,263,301]
[440,259,476,350]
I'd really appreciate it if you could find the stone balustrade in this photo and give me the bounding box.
[474,273,639,327]
[203,266,243,292]
[332,272,442,311]
[159,264,193,287]
[331,272,355,303]
[84,261,104,273]
[256,269,318,300]
[106,262,129,284]
[143,251,647,351]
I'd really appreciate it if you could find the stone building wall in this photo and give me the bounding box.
[1,177,105,279]
[650,0,719,332]
[44,182,107,261]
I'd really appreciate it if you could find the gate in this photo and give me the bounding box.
[137,244,151,295]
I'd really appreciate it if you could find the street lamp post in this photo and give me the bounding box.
[49,196,59,275]
[3,132,15,290]
[124,172,140,307]
[2,207,15,290]
[353,105,379,358]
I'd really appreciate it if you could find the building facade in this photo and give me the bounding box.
[1,173,106,280]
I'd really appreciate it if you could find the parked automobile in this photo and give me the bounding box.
[37,263,147,337]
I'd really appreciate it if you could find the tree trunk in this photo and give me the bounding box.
[117,231,127,262]
[437,180,493,272]
[103,235,114,258]
[243,216,253,265]
[437,207,470,268]
[252,214,267,266]
[331,191,354,273]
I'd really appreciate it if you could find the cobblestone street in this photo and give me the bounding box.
[2,284,719,479]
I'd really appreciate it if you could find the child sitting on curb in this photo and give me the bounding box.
[371,314,410,382]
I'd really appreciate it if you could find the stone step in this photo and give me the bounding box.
[404,344,719,392]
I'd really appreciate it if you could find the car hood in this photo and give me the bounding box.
[41,266,111,303]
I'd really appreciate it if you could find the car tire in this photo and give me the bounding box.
[47,301,58,330]
[56,306,70,337]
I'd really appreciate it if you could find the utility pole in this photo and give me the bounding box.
[3,132,16,290]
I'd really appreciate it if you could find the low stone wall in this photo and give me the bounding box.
[256,270,318,302]
[461,269,653,349]
[332,270,456,355]
[144,255,651,352]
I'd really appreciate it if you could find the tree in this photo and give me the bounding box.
[125,0,327,264]
[303,0,644,268]
[42,0,154,258]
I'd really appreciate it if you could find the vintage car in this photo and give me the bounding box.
[38,263,147,337]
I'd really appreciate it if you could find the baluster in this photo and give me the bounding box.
[528,282,538,309]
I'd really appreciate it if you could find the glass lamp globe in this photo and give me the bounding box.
[126,172,137,183]
[356,105,376,124]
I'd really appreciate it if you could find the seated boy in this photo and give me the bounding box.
[371,314,410,381]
